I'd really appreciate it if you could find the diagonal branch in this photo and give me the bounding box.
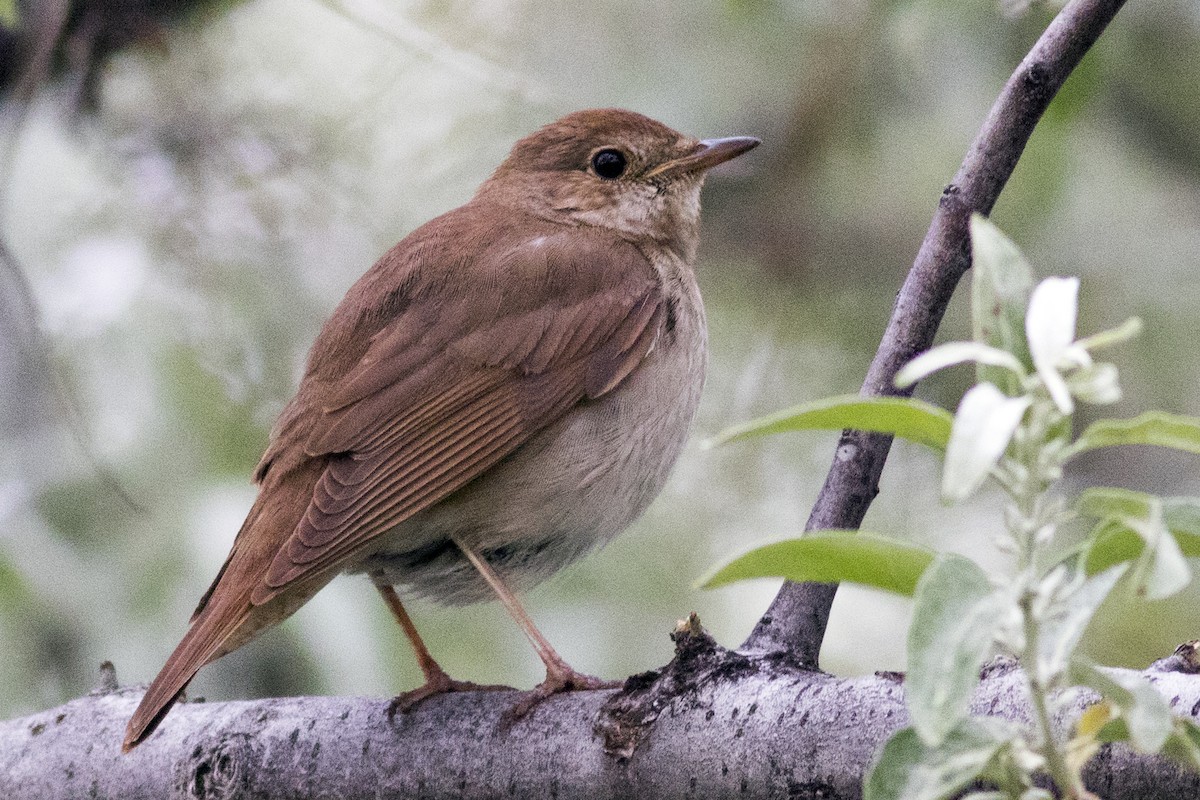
[739,0,1129,660]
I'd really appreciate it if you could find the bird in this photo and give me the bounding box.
[122,108,759,751]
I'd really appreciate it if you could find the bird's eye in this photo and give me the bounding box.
[590,149,627,180]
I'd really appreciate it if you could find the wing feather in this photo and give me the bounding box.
[248,209,668,607]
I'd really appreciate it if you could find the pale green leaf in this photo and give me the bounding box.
[1071,661,1173,752]
[969,214,1033,395]
[1077,487,1155,520]
[895,342,1025,389]
[1073,412,1200,457]
[908,555,1001,746]
[707,395,953,451]
[0,0,17,27]
[942,383,1030,503]
[1075,317,1143,353]
[1038,566,1127,682]
[1161,719,1200,771]
[699,531,936,596]
[1076,489,1190,600]
[864,722,1008,800]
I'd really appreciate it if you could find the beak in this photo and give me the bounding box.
[645,136,761,179]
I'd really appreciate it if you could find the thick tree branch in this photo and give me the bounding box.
[740,0,1129,661]
[4,648,1200,799]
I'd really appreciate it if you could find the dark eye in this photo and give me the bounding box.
[591,149,627,180]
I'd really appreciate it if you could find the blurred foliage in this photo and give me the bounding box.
[0,0,1198,722]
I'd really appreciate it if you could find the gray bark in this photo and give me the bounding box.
[2,644,1200,799]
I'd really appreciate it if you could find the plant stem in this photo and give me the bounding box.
[1021,593,1080,798]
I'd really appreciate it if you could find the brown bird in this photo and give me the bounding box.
[122,108,759,751]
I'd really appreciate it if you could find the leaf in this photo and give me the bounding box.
[1076,488,1190,600]
[1026,276,1081,414]
[864,722,1009,800]
[1074,317,1143,353]
[707,395,954,451]
[1073,412,1200,457]
[1038,566,1127,682]
[1161,719,1200,772]
[0,0,17,27]
[1071,661,1173,752]
[969,215,1033,395]
[1077,486,1155,520]
[1067,700,1117,779]
[907,555,1002,746]
[942,383,1031,503]
[699,531,936,596]
[895,342,1025,389]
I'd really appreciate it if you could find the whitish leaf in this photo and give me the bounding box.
[699,531,935,596]
[908,555,1002,746]
[969,215,1033,395]
[1066,363,1121,406]
[895,342,1025,389]
[1071,661,1172,752]
[707,395,953,451]
[864,722,1009,800]
[1026,277,1080,414]
[1073,412,1200,457]
[943,383,1031,503]
[1037,566,1127,683]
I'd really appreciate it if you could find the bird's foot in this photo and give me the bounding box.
[387,669,514,720]
[502,666,621,726]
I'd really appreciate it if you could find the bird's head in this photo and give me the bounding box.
[482,109,759,261]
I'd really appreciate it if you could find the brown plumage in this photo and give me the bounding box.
[123,109,758,751]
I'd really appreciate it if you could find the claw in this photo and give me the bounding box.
[501,666,621,726]
[387,670,514,720]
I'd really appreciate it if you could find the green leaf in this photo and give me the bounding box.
[942,383,1031,503]
[907,555,1002,746]
[1077,487,1155,520]
[1077,489,1190,600]
[1073,412,1200,457]
[699,531,936,595]
[0,0,17,27]
[1071,660,1173,752]
[1083,519,1147,576]
[707,395,953,451]
[1161,719,1200,771]
[864,722,1009,800]
[969,214,1033,395]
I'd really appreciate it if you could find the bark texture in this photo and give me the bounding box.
[3,651,1200,799]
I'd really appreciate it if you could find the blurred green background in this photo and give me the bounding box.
[1,0,1199,720]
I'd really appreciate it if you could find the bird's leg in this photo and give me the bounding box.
[375,583,512,718]
[455,541,621,720]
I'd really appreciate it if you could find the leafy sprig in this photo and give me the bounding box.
[703,215,1200,799]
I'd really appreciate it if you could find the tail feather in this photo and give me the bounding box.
[122,603,249,752]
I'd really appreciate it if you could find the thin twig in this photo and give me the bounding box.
[739,0,1129,659]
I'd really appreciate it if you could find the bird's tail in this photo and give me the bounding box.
[122,600,249,752]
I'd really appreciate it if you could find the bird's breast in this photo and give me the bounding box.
[353,271,707,605]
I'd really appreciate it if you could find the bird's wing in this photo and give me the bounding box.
[249,223,665,605]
